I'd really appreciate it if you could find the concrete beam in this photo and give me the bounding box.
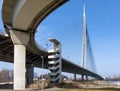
[10,30,30,45]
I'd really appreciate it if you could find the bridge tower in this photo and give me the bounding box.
[48,38,62,83]
[81,4,97,80]
[82,4,87,81]
[82,4,88,80]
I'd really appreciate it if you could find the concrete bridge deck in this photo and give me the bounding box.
[0,32,103,79]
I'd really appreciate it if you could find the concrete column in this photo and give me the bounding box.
[81,74,84,81]
[10,30,30,90]
[26,64,34,85]
[74,74,76,81]
[86,75,88,80]
[14,45,26,90]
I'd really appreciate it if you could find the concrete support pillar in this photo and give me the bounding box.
[86,75,88,80]
[10,30,30,90]
[14,45,26,90]
[26,64,34,85]
[74,74,76,81]
[81,74,84,81]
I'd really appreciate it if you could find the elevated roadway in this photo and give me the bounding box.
[0,32,103,80]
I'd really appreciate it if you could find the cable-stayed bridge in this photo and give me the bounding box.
[82,4,97,73]
[0,0,103,90]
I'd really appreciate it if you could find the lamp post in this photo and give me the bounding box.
[41,56,44,91]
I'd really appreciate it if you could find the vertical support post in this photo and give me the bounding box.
[26,64,34,85]
[41,56,44,91]
[10,30,30,90]
[81,74,84,81]
[14,45,26,90]
[74,74,76,81]
[86,75,88,80]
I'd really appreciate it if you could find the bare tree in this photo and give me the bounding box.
[0,69,13,82]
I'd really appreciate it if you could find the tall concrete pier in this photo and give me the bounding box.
[10,30,30,90]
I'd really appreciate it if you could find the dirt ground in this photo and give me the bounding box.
[0,88,63,91]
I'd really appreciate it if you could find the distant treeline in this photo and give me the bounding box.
[0,69,13,82]
[0,69,69,82]
[105,75,120,81]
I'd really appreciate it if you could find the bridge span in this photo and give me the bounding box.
[1,0,103,90]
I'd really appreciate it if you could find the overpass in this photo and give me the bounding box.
[1,0,103,90]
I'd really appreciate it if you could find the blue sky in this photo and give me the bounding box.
[0,0,120,78]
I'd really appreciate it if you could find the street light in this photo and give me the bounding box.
[41,56,44,91]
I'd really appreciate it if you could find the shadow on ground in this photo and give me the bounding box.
[0,84,13,89]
